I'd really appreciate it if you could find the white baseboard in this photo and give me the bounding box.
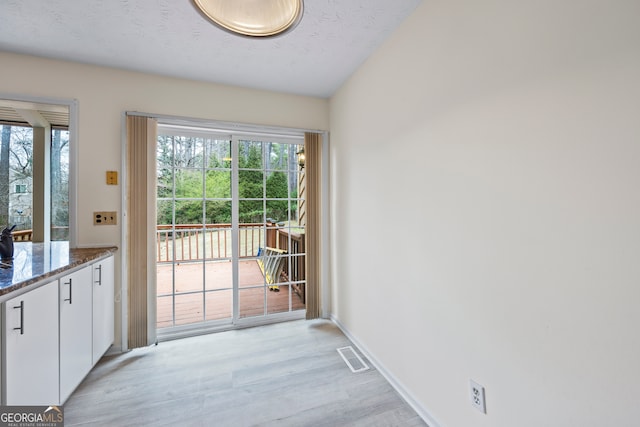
[330,315,442,427]
[105,344,125,356]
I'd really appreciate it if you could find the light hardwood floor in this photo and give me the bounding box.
[65,319,426,426]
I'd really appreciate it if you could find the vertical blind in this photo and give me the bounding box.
[126,115,158,349]
[304,132,322,319]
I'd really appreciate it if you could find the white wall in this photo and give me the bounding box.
[0,51,329,350]
[329,1,640,426]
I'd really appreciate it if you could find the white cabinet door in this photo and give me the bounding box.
[92,255,114,364]
[59,266,93,403]
[4,281,59,405]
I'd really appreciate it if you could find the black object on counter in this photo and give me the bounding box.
[0,225,16,260]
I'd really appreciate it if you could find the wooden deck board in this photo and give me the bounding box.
[156,260,305,328]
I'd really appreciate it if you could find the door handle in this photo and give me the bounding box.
[13,300,24,335]
[64,278,73,304]
[95,264,102,286]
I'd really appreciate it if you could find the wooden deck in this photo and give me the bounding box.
[156,260,305,329]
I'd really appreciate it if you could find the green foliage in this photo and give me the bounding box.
[238,142,264,223]
[206,200,231,224]
[266,171,289,221]
[157,136,298,226]
[174,169,202,198]
[174,200,202,225]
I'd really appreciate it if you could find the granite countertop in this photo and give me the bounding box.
[0,242,118,298]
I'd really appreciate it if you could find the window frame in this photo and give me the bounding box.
[0,93,78,247]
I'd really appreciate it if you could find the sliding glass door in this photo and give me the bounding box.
[155,126,306,333]
[236,138,306,318]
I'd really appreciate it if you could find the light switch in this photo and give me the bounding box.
[94,212,117,225]
[106,171,118,185]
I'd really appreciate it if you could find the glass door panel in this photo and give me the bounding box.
[238,256,267,319]
[237,139,266,318]
[267,284,293,315]
[156,132,233,329]
[156,128,306,332]
[206,290,233,321]
[238,288,267,318]
[203,146,232,320]
[174,293,204,326]
[204,200,232,259]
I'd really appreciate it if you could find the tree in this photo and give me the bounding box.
[205,168,231,224]
[156,135,235,226]
[51,129,69,239]
[0,125,10,226]
[156,135,174,200]
[0,125,34,229]
[155,136,300,226]
[238,142,264,223]
[266,171,289,221]
[0,125,68,234]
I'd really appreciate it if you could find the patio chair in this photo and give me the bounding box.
[257,247,287,291]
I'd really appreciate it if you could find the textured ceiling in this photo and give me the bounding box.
[0,0,421,98]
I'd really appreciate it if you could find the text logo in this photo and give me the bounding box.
[0,405,64,427]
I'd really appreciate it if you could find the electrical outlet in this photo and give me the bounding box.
[470,380,486,414]
[94,211,117,225]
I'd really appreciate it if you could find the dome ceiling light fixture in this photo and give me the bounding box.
[193,0,304,38]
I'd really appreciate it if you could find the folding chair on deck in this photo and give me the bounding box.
[257,247,287,291]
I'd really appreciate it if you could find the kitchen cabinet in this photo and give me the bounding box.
[3,281,59,405]
[92,255,114,364]
[2,252,116,405]
[59,266,93,403]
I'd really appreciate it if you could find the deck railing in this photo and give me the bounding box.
[11,227,69,242]
[156,223,264,263]
[271,225,306,300]
[13,229,33,241]
[157,222,306,297]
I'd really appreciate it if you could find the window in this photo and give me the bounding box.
[2,124,33,231]
[0,124,69,240]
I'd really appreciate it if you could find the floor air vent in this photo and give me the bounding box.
[337,346,370,373]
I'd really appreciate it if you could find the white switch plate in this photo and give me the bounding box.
[94,211,117,225]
